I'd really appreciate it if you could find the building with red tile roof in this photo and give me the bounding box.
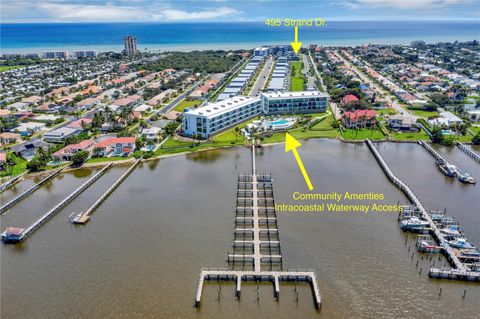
[52,140,94,161]
[94,137,136,157]
[341,109,377,129]
[341,94,359,105]
[67,118,93,130]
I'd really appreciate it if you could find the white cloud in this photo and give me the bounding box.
[155,7,239,20]
[31,2,240,22]
[36,3,145,21]
[337,0,474,10]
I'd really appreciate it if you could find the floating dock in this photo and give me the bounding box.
[367,139,479,281]
[1,164,112,244]
[456,142,480,163]
[194,143,321,309]
[0,168,63,214]
[70,158,142,224]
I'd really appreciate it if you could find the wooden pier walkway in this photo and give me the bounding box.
[456,142,480,163]
[366,139,479,282]
[0,173,24,193]
[71,158,142,224]
[418,140,448,163]
[194,143,321,309]
[0,168,63,214]
[2,164,112,243]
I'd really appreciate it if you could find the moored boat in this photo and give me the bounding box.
[458,172,476,184]
[447,238,475,249]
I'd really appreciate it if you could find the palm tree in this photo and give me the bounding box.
[234,126,240,142]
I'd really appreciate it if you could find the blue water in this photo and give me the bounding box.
[271,119,289,126]
[1,21,479,53]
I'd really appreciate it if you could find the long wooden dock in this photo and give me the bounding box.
[456,142,480,163]
[194,143,321,309]
[71,158,142,224]
[0,173,24,193]
[2,163,112,243]
[0,168,63,214]
[366,139,479,281]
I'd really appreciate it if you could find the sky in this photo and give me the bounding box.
[1,0,479,23]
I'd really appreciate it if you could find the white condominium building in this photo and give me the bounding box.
[182,91,328,139]
[183,96,262,139]
[261,91,328,115]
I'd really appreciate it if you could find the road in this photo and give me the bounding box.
[308,51,327,92]
[249,57,274,97]
[301,54,315,90]
[333,50,418,122]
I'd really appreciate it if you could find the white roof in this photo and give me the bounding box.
[134,104,152,112]
[185,96,260,119]
[34,114,61,121]
[13,122,45,131]
[261,91,327,99]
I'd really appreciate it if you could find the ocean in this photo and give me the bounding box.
[0,21,479,54]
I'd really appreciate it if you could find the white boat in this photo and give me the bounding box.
[440,225,462,238]
[459,249,480,258]
[458,172,476,184]
[447,238,475,249]
[400,217,430,229]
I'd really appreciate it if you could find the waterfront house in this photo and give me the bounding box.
[387,114,417,131]
[52,140,94,161]
[43,127,81,143]
[466,110,480,122]
[141,127,162,140]
[341,109,377,129]
[11,139,50,160]
[93,137,136,157]
[428,111,463,127]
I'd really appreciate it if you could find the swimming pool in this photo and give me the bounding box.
[270,119,289,126]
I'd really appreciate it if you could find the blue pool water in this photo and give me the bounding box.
[270,119,289,126]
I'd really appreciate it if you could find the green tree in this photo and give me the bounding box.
[71,150,89,165]
[472,132,480,145]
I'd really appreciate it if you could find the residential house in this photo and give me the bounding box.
[466,110,480,122]
[428,111,463,127]
[12,122,46,136]
[388,114,417,131]
[341,94,359,105]
[341,109,377,128]
[11,139,50,160]
[0,152,6,168]
[67,118,93,130]
[43,127,81,143]
[0,132,21,145]
[141,127,162,140]
[52,140,94,161]
[93,137,136,157]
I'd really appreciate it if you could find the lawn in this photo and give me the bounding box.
[173,99,202,112]
[390,130,430,141]
[408,108,439,118]
[340,128,386,140]
[0,65,23,72]
[290,61,305,91]
[0,153,27,177]
[375,108,397,115]
[262,116,340,144]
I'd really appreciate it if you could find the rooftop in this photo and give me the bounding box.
[185,96,260,119]
[261,91,327,99]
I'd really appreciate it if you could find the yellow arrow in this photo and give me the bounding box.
[285,133,313,190]
[290,25,302,54]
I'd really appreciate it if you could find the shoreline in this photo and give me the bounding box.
[6,137,474,181]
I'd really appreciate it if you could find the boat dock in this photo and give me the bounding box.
[194,143,321,309]
[456,142,480,163]
[366,139,479,281]
[418,140,449,163]
[70,158,142,224]
[1,164,112,244]
[0,168,63,214]
[0,173,24,193]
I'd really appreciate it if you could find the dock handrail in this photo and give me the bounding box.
[15,164,112,242]
[456,142,480,163]
[0,168,63,214]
